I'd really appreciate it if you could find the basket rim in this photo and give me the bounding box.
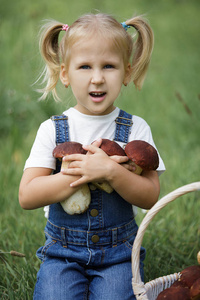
[131,181,200,299]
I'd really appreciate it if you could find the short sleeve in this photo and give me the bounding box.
[24,119,56,170]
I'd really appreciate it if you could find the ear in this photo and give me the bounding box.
[60,63,70,88]
[123,63,132,86]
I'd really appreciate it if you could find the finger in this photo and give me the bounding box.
[63,154,84,162]
[83,143,103,154]
[91,138,102,148]
[86,138,102,155]
[70,176,88,188]
[66,161,81,169]
[110,155,129,164]
[61,167,83,176]
[121,163,136,172]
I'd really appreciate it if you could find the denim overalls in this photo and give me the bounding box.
[34,110,146,300]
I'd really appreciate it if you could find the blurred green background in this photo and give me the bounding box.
[0,0,200,298]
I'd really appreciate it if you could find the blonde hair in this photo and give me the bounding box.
[37,13,154,101]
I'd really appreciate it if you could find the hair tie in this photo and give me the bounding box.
[62,24,69,31]
[121,22,130,31]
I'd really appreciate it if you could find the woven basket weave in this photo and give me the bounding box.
[131,181,200,300]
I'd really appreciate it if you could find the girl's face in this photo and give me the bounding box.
[60,36,130,116]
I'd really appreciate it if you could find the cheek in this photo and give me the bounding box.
[110,74,124,90]
[71,73,89,85]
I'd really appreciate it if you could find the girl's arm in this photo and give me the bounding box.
[63,143,160,209]
[106,164,160,209]
[19,167,81,210]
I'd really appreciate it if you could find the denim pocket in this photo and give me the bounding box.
[123,234,136,251]
[36,235,57,262]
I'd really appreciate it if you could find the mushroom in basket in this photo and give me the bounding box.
[156,251,200,300]
[53,142,91,215]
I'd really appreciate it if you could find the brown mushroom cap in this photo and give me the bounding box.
[190,277,200,299]
[124,140,159,171]
[156,286,190,300]
[171,279,188,288]
[180,265,200,288]
[98,139,126,156]
[53,141,87,158]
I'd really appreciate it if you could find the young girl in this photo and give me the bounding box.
[19,13,165,300]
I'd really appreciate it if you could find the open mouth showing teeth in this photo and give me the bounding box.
[90,92,106,97]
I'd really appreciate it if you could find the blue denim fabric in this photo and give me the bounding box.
[114,109,133,143]
[34,110,146,300]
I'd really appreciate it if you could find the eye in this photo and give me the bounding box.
[104,64,115,69]
[79,65,91,69]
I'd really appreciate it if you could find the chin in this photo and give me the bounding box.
[93,106,115,116]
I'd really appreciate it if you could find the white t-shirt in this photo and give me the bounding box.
[24,107,165,217]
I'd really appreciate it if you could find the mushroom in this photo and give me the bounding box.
[99,138,126,157]
[179,265,200,289]
[92,139,159,193]
[190,278,200,300]
[156,285,190,300]
[92,139,126,193]
[53,142,91,215]
[156,265,200,300]
[124,140,159,175]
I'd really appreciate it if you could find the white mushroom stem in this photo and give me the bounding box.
[127,161,143,175]
[93,182,114,194]
[60,160,91,215]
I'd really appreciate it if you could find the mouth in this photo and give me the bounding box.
[89,92,106,97]
[89,92,106,103]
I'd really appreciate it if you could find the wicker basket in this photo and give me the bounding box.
[131,181,200,300]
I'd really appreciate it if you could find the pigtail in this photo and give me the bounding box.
[126,16,154,89]
[37,20,64,101]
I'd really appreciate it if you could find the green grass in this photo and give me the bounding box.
[1,0,200,298]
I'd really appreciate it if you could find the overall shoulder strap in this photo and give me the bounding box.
[114,109,133,143]
[51,115,70,173]
[51,114,70,144]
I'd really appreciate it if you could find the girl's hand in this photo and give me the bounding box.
[92,139,135,172]
[62,144,110,187]
[62,140,128,187]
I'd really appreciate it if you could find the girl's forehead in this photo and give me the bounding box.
[71,35,122,56]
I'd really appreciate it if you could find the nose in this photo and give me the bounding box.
[91,69,105,84]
